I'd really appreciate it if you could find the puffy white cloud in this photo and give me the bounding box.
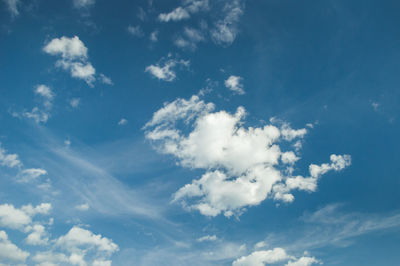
[3,0,20,17]
[158,7,190,22]
[35,85,54,100]
[145,95,351,216]
[17,168,47,183]
[92,260,112,266]
[43,36,101,86]
[225,75,244,94]
[232,247,320,266]
[0,204,32,229]
[0,144,22,168]
[233,248,289,266]
[145,57,189,82]
[197,235,217,242]
[57,226,119,254]
[0,231,29,263]
[73,0,95,9]
[286,257,321,266]
[211,0,244,46]
[25,224,48,245]
[43,36,87,60]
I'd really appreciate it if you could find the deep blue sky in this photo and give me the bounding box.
[0,0,399,265]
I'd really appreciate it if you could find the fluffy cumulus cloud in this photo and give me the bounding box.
[144,95,351,217]
[43,36,110,86]
[232,247,320,266]
[145,56,190,82]
[0,203,50,230]
[0,230,29,263]
[225,75,245,94]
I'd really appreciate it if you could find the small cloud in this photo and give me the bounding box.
[158,7,190,22]
[64,139,71,147]
[197,235,217,242]
[127,25,144,37]
[118,118,128,126]
[99,74,113,85]
[17,168,47,183]
[149,30,159,42]
[145,57,189,82]
[69,98,80,108]
[75,203,90,211]
[372,102,379,111]
[73,0,95,9]
[225,75,244,95]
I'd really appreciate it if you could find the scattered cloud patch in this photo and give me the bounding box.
[145,56,190,82]
[0,144,22,168]
[43,36,106,86]
[75,203,90,211]
[99,73,113,85]
[232,247,320,266]
[3,0,20,17]
[69,98,80,108]
[197,235,218,242]
[118,118,128,126]
[158,7,190,22]
[73,0,95,9]
[149,30,159,42]
[0,230,29,263]
[225,75,244,94]
[211,0,244,46]
[16,168,47,183]
[144,95,351,217]
[174,27,205,50]
[127,25,144,37]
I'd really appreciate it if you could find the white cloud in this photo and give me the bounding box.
[35,85,54,100]
[99,73,113,85]
[43,36,100,86]
[57,226,119,254]
[70,98,81,108]
[118,118,128,126]
[25,224,48,246]
[145,57,190,82]
[73,0,95,9]
[158,7,190,22]
[232,247,320,266]
[0,204,32,230]
[16,168,47,183]
[75,203,90,211]
[43,36,87,60]
[149,31,159,42]
[3,0,20,17]
[92,260,112,266]
[0,230,29,263]
[127,25,143,37]
[211,0,244,46]
[145,95,351,217]
[225,75,244,94]
[197,235,217,242]
[0,144,22,168]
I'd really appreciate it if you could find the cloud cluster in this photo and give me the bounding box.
[233,247,320,266]
[43,36,112,87]
[0,202,118,265]
[144,95,351,217]
[145,56,190,82]
[3,0,20,17]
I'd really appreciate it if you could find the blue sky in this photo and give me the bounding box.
[0,0,400,265]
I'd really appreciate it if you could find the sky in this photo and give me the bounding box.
[0,0,400,265]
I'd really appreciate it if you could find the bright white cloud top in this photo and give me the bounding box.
[225,75,245,94]
[144,95,351,217]
[145,57,190,82]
